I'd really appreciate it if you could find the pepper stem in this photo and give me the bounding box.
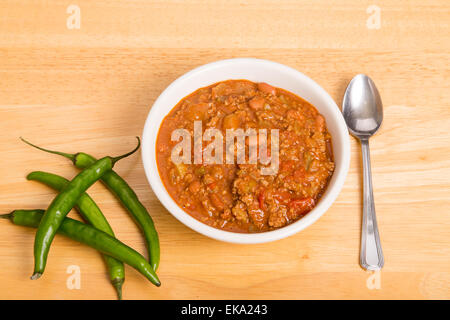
[111,137,141,165]
[20,137,76,163]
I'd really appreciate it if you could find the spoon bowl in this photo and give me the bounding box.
[343,74,383,138]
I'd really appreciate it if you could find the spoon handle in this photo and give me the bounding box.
[360,139,384,270]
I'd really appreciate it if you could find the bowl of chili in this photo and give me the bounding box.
[142,58,350,243]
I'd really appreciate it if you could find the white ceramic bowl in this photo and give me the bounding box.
[142,58,350,244]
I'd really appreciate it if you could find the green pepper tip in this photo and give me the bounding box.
[26,171,39,180]
[113,279,124,300]
[0,212,13,219]
[30,272,42,280]
[20,137,76,163]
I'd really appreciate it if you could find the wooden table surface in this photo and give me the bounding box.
[0,0,449,300]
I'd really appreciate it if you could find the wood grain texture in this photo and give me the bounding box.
[0,0,449,300]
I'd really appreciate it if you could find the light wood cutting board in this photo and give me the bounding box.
[0,0,449,299]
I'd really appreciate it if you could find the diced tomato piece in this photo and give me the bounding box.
[249,96,265,110]
[207,182,217,190]
[273,191,291,204]
[315,114,325,132]
[289,197,315,216]
[188,180,201,194]
[257,82,276,95]
[187,103,209,121]
[222,113,241,129]
[210,193,224,211]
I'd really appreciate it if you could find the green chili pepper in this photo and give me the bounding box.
[25,138,140,280]
[1,210,160,287]
[21,137,160,271]
[27,171,125,300]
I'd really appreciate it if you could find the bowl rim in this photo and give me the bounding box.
[142,58,350,244]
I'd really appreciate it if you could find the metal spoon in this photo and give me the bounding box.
[342,74,384,270]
